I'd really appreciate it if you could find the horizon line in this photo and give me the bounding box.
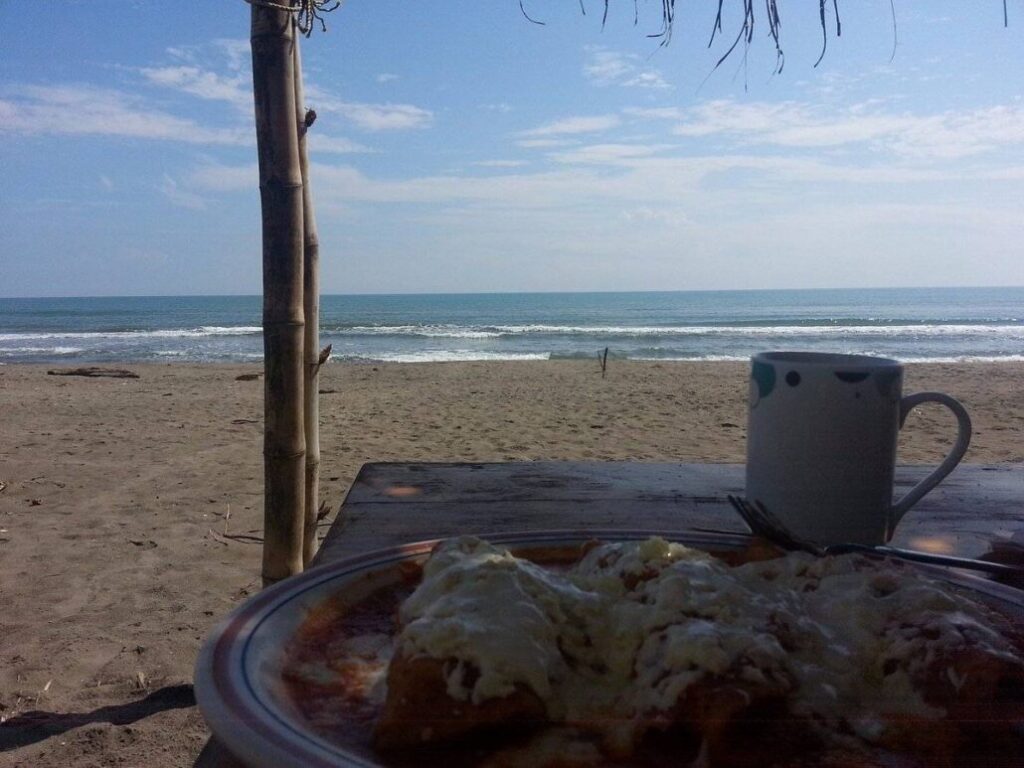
[3,285,1023,301]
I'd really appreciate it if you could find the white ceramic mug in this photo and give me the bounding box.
[745,352,972,545]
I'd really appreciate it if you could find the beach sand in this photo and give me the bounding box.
[1,360,1022,767]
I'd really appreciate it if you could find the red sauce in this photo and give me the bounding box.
[283,575,410,756]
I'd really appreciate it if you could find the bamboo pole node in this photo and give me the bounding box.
[242,0,341,37]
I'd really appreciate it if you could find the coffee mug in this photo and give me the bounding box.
[745,352,971,545]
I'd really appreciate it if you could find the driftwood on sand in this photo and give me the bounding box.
[47,368,140,379]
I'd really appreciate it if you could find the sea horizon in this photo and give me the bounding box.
[3,286,1023,365]
[3,284,1023,301]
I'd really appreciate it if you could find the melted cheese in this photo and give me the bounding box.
[391,535,1021,744]
[398,536,600,705]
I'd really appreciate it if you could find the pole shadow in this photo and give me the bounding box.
[0,684,195,751]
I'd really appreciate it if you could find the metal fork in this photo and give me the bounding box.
[726,495,823,555]
[726,494,1024,577]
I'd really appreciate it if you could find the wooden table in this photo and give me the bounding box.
[195,461,1024,767]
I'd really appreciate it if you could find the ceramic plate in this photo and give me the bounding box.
[194,529,1024,768]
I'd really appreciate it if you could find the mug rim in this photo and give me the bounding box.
[752,351,901,368]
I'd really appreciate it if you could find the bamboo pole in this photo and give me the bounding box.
[292,36,322,567]
[251,3,306,586]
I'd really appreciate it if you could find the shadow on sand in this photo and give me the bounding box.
[0,684,196,751]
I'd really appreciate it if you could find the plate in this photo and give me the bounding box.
[194,529,1024,768]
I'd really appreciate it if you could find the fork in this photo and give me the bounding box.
[726,494,823,555]
[725,494,1024,577]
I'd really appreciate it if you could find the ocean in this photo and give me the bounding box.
[1,288,1022,365]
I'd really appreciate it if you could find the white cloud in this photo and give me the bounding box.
[584,49,633,84]
[191,153,806,210]
[190,160,621,209]
[672,100,1024,159]
[140,65,251,111]
[0,84,251,145]
[308,134,373,154]
[188,162,258,193]
[99,175,114,191]
[584,49,671,90]
[339,101,432,131]
[165,45,195,63]
[135,54,373,154]
[548,143,672,165]
[620,206,689,225]
[215,39,251,72]
[623,107,685,120]
[304,85,433,131]
[156,40,426,136]
[165,39,248,71]
[136,134,1024,292]
[474,160,526,168]
[159,174,206,210]
[515,138,575,149]
[520,114,620,137]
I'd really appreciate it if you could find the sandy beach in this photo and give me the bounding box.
[1,360,1022,767]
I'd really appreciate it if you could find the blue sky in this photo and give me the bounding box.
[2,0,1023,297]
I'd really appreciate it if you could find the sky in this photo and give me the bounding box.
[1,0,1023,297]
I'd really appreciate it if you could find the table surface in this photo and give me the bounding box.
[195,460,1024,767]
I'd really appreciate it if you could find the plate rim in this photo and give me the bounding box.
[195,528,1024,768]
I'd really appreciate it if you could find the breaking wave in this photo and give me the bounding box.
[327,323,1024,339]
[0,326,262,341]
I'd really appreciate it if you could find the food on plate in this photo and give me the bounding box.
[284,536,1024,766]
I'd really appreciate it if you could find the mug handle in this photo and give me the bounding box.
[889,392,972,534]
